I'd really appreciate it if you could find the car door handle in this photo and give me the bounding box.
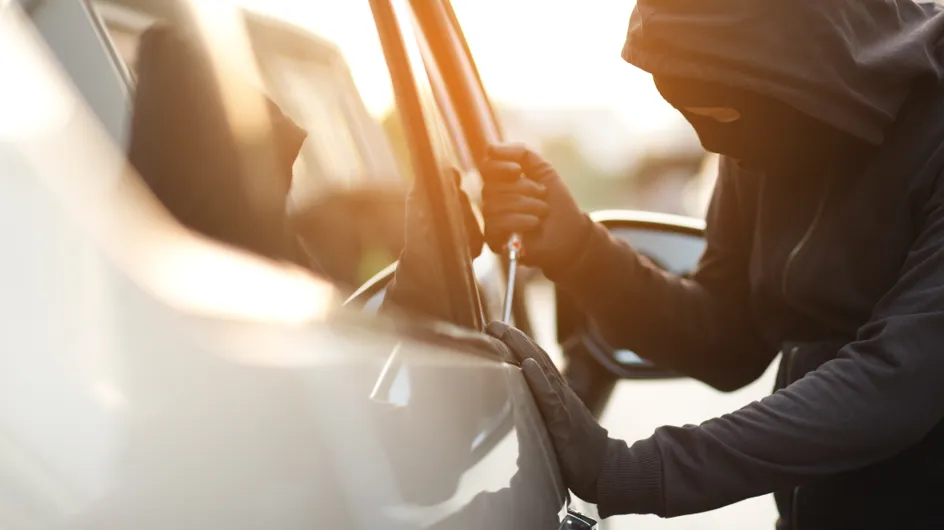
[559,509,597,529]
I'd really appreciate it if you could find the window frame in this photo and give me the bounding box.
[405,13,474,173]
[407,0,538,335]
[369,0,485,330]
[409,0,502,162]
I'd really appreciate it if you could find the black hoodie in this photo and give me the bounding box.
[550,1,944,528]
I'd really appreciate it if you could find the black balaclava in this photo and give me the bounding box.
[653,75,869,175]
[622,0,944,168]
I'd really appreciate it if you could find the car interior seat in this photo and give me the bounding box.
[127,22,309,268]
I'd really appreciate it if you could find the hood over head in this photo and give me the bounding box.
[623,0,944,146]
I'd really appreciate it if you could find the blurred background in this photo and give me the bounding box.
[451,0,714,218]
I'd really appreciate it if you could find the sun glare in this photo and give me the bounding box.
[238,0,396,118]
[233,0,673,131]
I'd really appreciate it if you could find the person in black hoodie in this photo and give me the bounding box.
[481,0,944,528]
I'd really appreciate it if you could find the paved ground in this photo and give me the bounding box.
[526,280,780,530]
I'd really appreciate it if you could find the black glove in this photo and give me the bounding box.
[486,321,610,504]
[480,144,591,275]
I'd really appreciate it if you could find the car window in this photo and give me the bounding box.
[93,0,461,202]
[265,58,368,198]
[88,0,463,288]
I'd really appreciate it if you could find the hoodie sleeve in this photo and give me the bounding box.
[595,171,944,518]
[551,157,773,390]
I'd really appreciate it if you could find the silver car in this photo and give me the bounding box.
[1,0,717,528]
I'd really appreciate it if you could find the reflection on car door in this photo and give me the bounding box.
[345,326,568,529]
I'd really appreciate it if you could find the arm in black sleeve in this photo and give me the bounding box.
[552,157,772,390]
[595,173,944,518]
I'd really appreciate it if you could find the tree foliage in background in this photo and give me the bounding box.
[539,135,622,211]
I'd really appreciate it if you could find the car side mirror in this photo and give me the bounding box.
[556,210,706,380]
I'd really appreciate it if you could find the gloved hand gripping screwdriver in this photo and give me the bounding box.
[501,232,522,324]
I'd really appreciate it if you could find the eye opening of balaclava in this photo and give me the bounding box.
[653,75,871,175]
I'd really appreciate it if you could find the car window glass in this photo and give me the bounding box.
[93,1,406,201]
[265,57,369,199]
[89,1,450,288]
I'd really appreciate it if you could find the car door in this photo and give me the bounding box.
[8,1,573,528]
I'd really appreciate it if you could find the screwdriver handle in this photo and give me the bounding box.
[506,233,523,261]
[501,233,523,324]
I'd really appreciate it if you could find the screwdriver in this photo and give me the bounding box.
[497,158,527,324]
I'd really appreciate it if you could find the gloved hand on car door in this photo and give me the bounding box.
[486,321,613,505]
